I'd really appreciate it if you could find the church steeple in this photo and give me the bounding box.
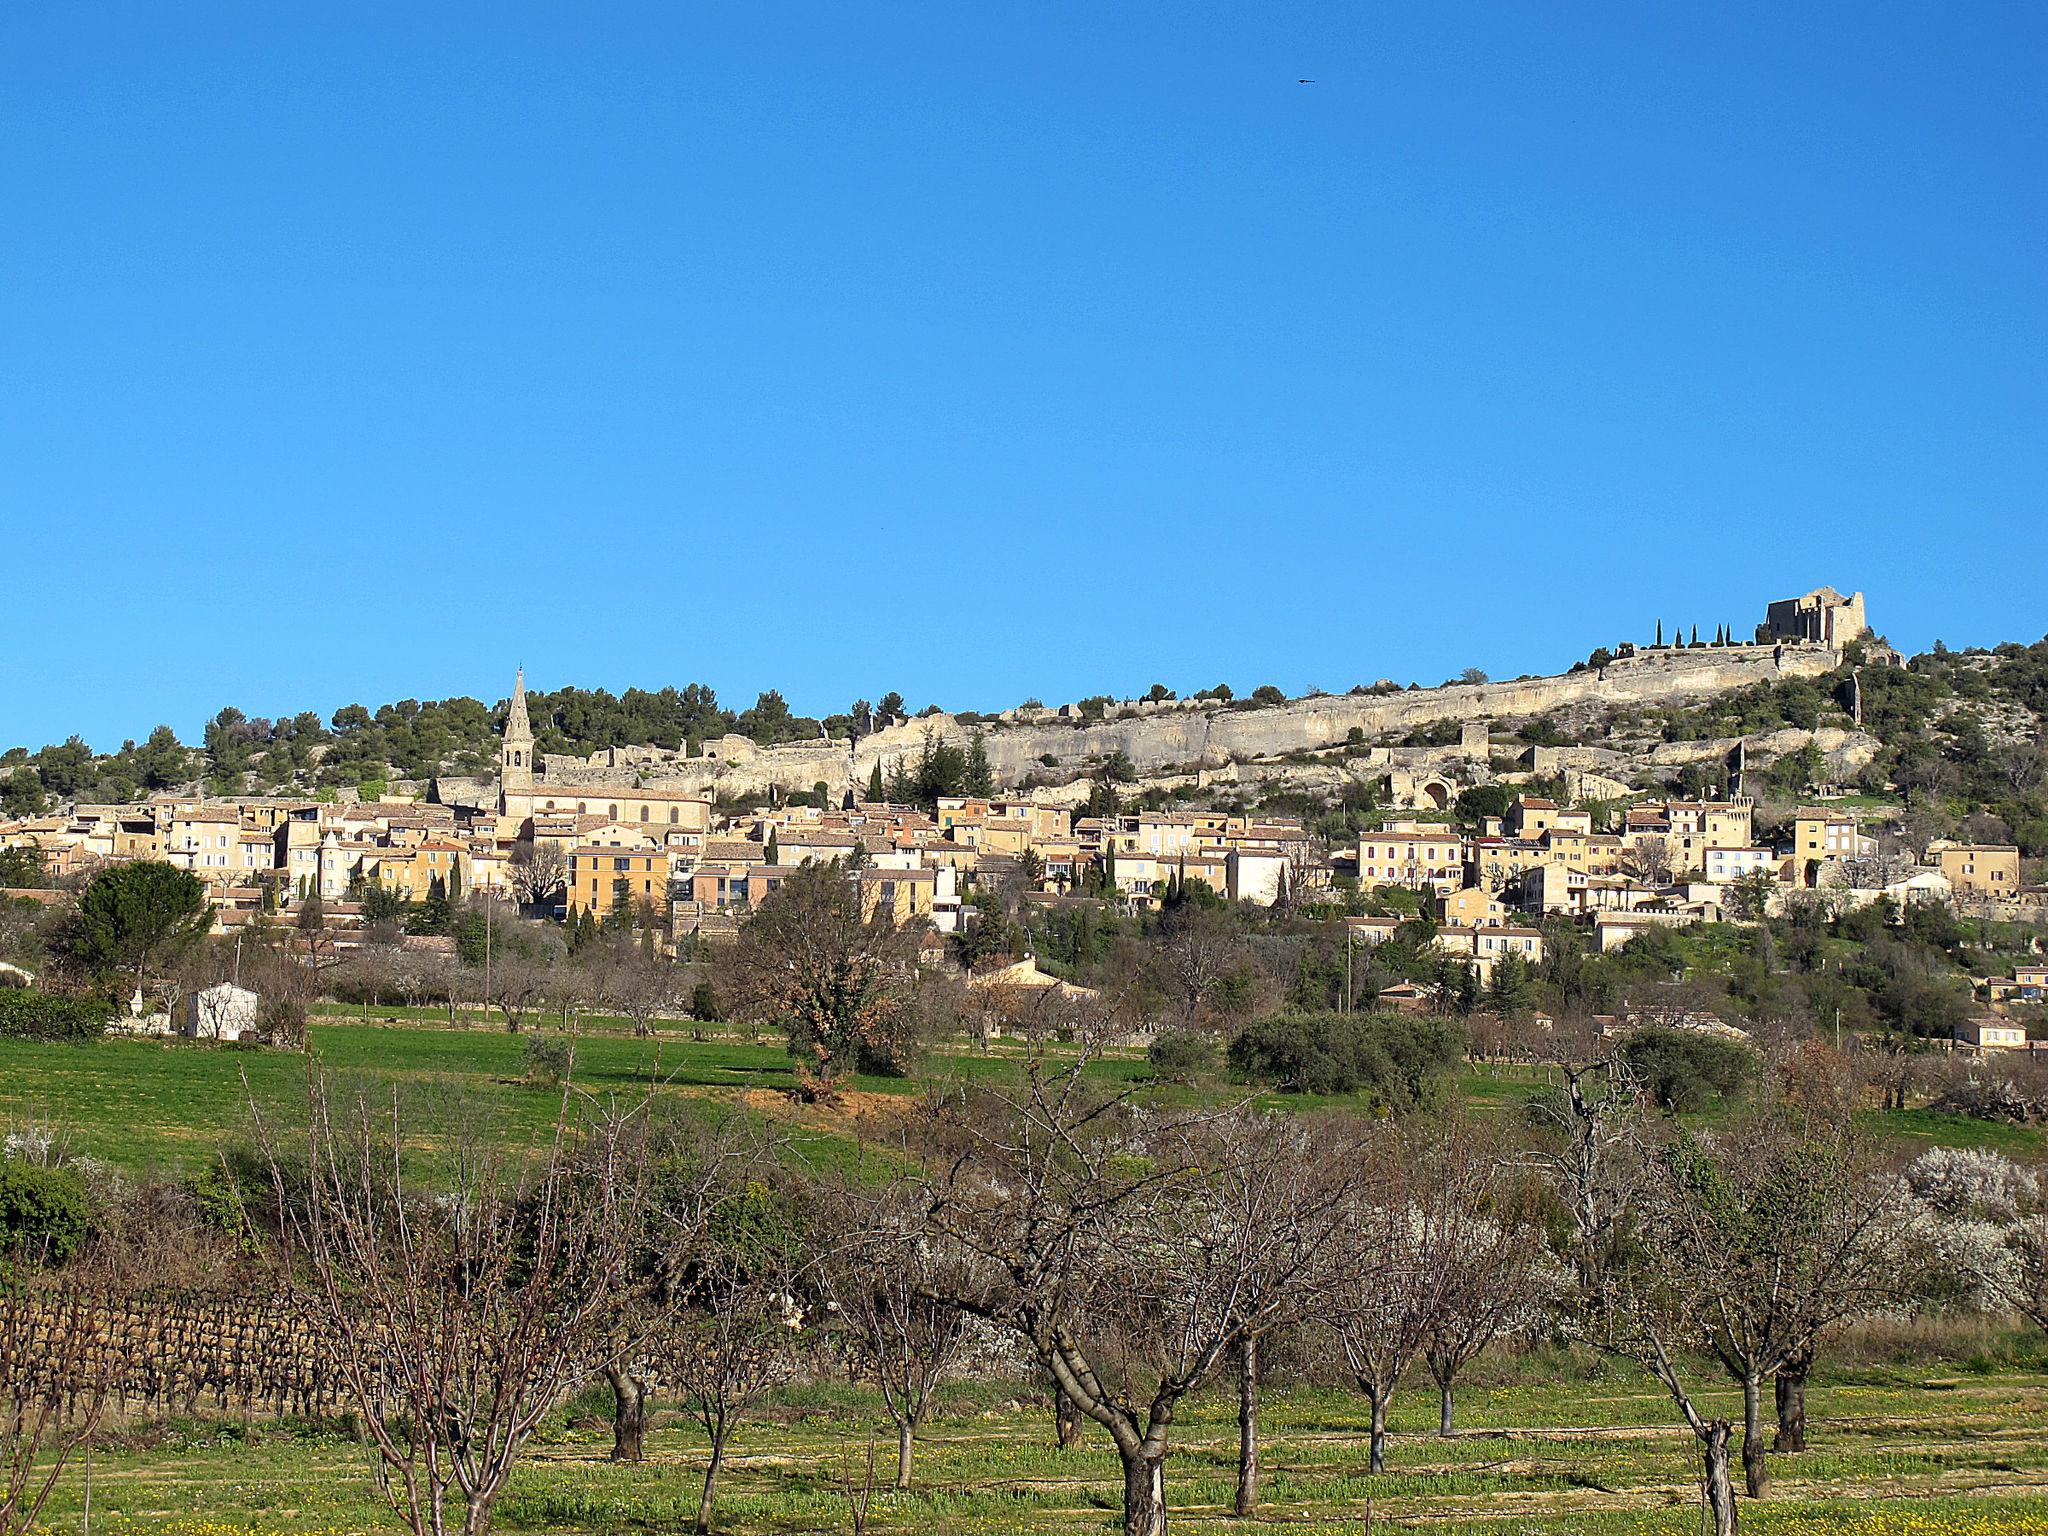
[501,668,534,804]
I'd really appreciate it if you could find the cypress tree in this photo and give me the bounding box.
[866,762,884,802]
[1655,619,1664,646]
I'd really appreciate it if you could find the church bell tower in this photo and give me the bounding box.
[500,668,535,812]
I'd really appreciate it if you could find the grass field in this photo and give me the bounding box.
[6,1018,2048,1534]
[1,1016,2037,1177]
[23,1348,2048,1535]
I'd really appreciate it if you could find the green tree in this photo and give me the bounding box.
[866,761,885,802]
[964,733,995,797]
[0,843,48,888]
[132,724,190,790]
[62,860,214,990]
[0,1163,89,1270]
[721,861,921,1091]
[0,767,46,817]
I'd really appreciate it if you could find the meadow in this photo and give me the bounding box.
[22,1341,2048,1535]
[2,1011,2036,1178]
[6,1014,2047,1536]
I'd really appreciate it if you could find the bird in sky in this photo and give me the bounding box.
[1298,78,1315,84]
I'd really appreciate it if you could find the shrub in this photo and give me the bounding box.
[1147,1028,1222,1084]
[0,1162,89,1268]
[1618,1026,1754,1112]
[1227,1012,1462,1108]
[0,990,113,1043]
[261,993,308,1048]
[522,1034,576,1087]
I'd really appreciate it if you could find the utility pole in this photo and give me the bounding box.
[484,889,494,1027]
[1344,924,1354,1012]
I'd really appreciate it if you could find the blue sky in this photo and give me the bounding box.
[3,2,2042,754]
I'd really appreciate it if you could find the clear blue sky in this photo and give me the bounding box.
[3,2,2042,754]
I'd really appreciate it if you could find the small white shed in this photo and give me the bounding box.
[186,982,260,1042]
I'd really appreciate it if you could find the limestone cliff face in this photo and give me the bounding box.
[533,642,1840,801]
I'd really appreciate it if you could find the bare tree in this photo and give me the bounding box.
[1623,835,1673,886]
[256,1071,654,1536]
[485,954,550,1034]
[1326,1130,1452,1475]
[660,1242,810,1535]
[1830,852,1915,890]
[913,1033,1340,1536]
[1212,1111,1358,1519]
[814,1188,969,1489]
[1417,1126,1549,1437]
[598,949,689,1038]
[508,841,568,913]
[1532,1060,1741,1536]
[0,1284,110,1536]
[1633,1113,1910,1498]
[1149,903,1244,1027]
[1536,1066,1911,1535]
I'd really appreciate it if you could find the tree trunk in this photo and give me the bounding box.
[1702,1418,1738,1536]
[606,1366,647,1463]
[1369,1388,1390,1475]
[1741,1372,1768,1498]
[1438,1380,1456,1437]
[695,1434,726,1535]
[1775,1352,1811,1453]
[895,1417,915,1490]
[1119,1447,1168,1536]
[1234,1334,1259,1517]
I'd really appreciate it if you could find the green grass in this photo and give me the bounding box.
[23,1354,2048,1535]
[5,1024,2034,1177]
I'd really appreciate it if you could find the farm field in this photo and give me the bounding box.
[0,1016,2035,1177]
[22,1351,2048,1536]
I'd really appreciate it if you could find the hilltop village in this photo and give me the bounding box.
[3,585,2043,1047]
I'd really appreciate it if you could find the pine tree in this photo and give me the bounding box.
[965,732,994,797]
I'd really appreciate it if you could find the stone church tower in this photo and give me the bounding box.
[500,668,535,814]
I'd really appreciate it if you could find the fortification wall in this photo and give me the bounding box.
[531,641,1840,800]
[851,642,1839,788]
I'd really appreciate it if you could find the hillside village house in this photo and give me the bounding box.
[1936,843,2022,897]
[568,846,672,920]
[1356,825,1466,894]
[1792,809,1872,887]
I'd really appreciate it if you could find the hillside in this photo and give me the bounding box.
[5,627,2047,858]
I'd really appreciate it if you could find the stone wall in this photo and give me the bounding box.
[855,642,1839,788]
[531,641,1841,800]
